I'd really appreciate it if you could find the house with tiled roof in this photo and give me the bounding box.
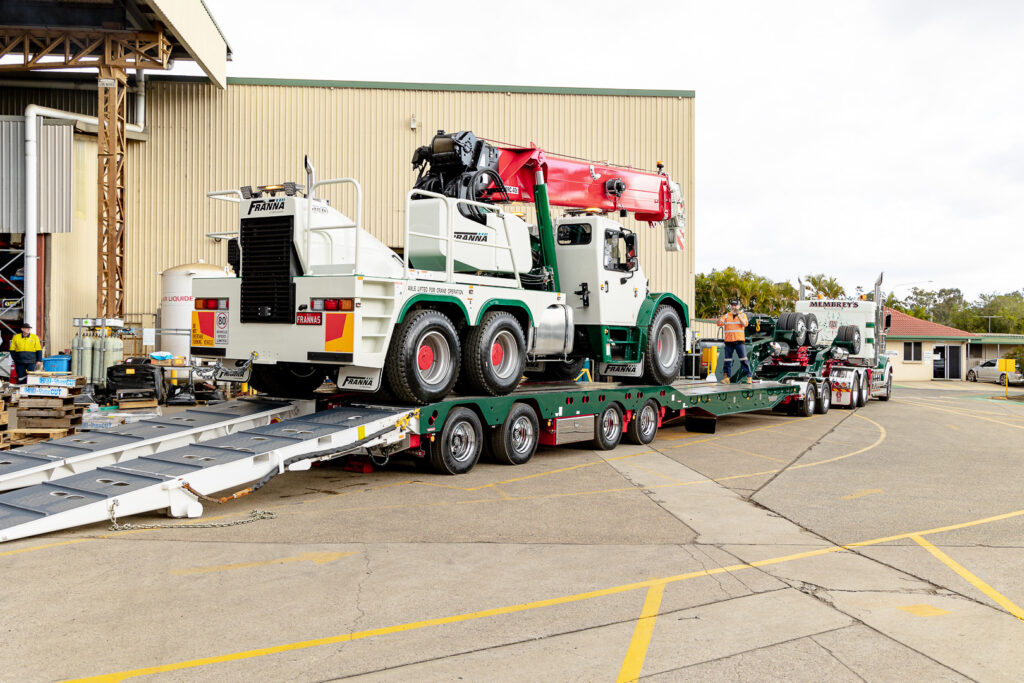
[884,308,979,380]
[967,333,1024,368]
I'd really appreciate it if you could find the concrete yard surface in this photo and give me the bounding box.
[1,381,1022,681]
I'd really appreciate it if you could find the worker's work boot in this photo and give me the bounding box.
[721,377,731,384]
[745,377,753,384]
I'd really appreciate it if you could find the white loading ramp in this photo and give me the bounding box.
[0,404,416,543]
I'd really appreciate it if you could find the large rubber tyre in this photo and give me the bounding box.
[642,305,685,385]
[815,380,831,414]
[385,310,461,404]
[999,373,1007,386]
[796,381,817,417]
[857,372,869,407]
[591,403,623,450]
[847,379,860,409]
[249,363,330,398]
[549,357,586,381]
[491,402,540,466]
[805,313,820,346]
[878,372,892,401]
[966,370,977,382]
[778,312,808,347]
[464,312,527,396]
[625,399,659,445]
[427,407,483,474]
[837,325,862,356]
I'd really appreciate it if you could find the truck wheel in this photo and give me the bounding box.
[778,312,808,347]
[846,379,860,409]
[878,373,892,401]
[428,407,483,474]
[857,372,869,407]
[815,380,831,414]
[642,305,685,385]
[805,314,820,346]
[386,310,460,404]
[491,402,539,465]
[592,403,623,450]
[464,312,527,396]
[249,363,330,398]
[625,399,659,445]
[797,381,817,417]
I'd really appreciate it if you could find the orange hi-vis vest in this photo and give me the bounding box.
[717,311,748,342]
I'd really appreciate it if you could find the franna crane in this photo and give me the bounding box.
[192,130,690,404]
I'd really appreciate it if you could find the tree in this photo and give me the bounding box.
[695,268,797,318]
[805,274,845,299]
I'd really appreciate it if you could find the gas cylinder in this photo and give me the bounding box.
[80,335,95,383]
[105,335,123,378]
[92,332,106,386]
[71,330,83,376]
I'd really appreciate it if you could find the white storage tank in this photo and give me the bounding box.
[158,261,232,359]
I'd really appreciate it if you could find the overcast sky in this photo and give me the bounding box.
[177,0,1023,299]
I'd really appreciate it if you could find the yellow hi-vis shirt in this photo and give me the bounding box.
[717,312,748,342]
[10,333,42,353]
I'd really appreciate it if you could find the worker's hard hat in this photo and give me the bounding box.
[729,298,741,306]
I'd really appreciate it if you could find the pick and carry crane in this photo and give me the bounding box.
[191,131,689,405]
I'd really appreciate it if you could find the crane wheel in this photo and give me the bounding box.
[642,305,685,385]
[385,310,461,404]
[836,325,862,356]
[464,312,527,396]
[427,407,483,474]
[777,312,808,347]
[491,402,540,466]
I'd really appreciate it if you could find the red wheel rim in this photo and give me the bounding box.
[417,344,434,371]
[491,342,503,366]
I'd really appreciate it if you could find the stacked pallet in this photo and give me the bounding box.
[13,373,86,445]
[0,397,9,450]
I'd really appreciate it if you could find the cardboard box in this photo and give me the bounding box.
[26,375,87,388]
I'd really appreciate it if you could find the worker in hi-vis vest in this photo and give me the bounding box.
[10,322,43,384]
[717,298,753,384]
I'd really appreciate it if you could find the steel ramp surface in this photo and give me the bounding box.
[0,399,296,492]
[0,405,415,543]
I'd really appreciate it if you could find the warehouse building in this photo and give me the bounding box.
[0,76,695,355]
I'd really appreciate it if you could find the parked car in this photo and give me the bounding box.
[966,359,1024,385]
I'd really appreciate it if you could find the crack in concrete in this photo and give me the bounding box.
[809,634,868,682]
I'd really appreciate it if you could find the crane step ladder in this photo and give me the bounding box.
[0,404,415,543]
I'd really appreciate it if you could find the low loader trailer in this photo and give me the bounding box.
[0,378,800,543]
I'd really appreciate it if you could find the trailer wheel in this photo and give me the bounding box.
[642,305,685,385]
[464,312,527,396]
[491,402,539,466]
[796,381,817,417]
[386,310,461,404]
[592,403,623,450]
[815,380,831,414]
[805,314,820,346]
[878,372,892,401]
[625,399,659,445]
[428,407,483,474]
[249,363,331,398]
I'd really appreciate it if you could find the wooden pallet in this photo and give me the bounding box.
[15,406,84,419]
[117,398,159,410]
[17,414,83,430]
[8,428,71,446]
[17,396,77,409]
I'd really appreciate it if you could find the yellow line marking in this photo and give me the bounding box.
[73,507,1024,682]
[898,603,950,617]
[946,424,960,431]
[616,583,665,682]
[896,399,1024,431]
[170,551,355,576]
[0,538,88,558]
[841,488,883,500]
[910,535,1024,621]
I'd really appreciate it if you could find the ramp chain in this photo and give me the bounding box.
[107,502,277,532]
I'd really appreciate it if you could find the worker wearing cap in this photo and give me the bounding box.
[717,299,752,384]
[10,323,43,384]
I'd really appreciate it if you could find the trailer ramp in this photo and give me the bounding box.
[0,405,414,543]
[0,399,297,492]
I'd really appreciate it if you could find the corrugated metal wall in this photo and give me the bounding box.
[0,117,73,234]
[126,80,695,325]
[0,85,136,119]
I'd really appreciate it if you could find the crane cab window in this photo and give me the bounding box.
[604,229,638,273]
[556,223,592,245]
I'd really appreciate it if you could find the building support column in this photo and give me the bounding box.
[96,61,127,317]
